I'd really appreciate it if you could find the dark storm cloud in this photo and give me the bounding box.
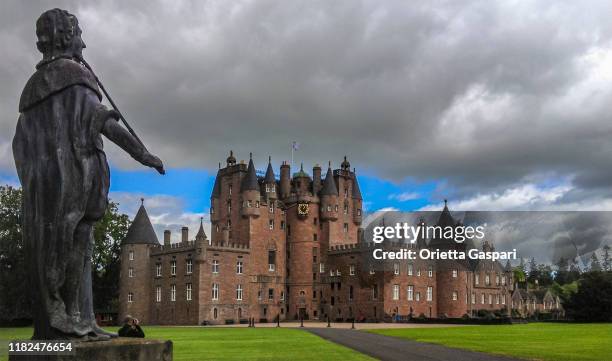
[2,0,612,207]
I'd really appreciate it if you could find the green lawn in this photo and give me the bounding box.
[0,326,372,361]
[368,323,612,361]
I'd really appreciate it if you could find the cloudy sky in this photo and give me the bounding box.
[2,0,612,244]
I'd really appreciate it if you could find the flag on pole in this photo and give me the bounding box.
[292,141,300,151]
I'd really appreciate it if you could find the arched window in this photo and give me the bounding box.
[213,308,218,319]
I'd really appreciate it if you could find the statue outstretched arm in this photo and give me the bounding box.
[102,110,165,174]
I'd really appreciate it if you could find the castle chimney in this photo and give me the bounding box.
[280,161,291,198]
[313,164,322,194]
[181,226,189,243]
[164,230,171,246]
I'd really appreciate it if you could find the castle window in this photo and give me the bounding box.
[128,292,133,303]
[215,224,219,232]
[256,201,260,208]
[415,292,420,302]
[343,223,349,233]
[212,260,219,274]
[227,220,231,229]
[258,290,262,300]
[313,290,317,299]
[269,204,274,213]
[263,307,267,316]
[171,284,176,302]
[313,234,318,241]
[502,294,506,305]
[213,308,218,319]
[485,273,490,285]
[313,273,316,281]
[313,248,317,263]
[428,266,433,277]
[280,291,285,301]
[227,201,232,213]
[394,263,400,275]
[343,205,348,214]
[327,205,331,212]
[156,286,161,302]
[475,274,480,285]
[349,265,355,276]
[393,285,400,300]
[344,188,348,197]
[481,293,485,304]
[210,206,214,214]
[407,286,414,301]
[472,292,476,304]
[489,294,493,305]
[452,291,458,301]
[496,275,500,285]
[495,294,499,305]
[128,267,134,278]
[320,263,325,273]
[280,221,285,230]
[236,261,243,274]
[186,283,192,301]
[186,259,193,274]
[171,261,176,276]
[369,267,375,275]
[331,296,335,306]
[129,251,134,261]
[268,288,274,301]
[268,251,276,272]
[502,275,506,285]
[334,205,338,212]
[247,200,252,208]
[212,284,219,300]
[408,264,413,276]
[269,220,274,230]
[372,285,378,300]
[349,286,354,301]
[228,185,232,195]
[452,269,458,278]
[357,209,362,216]
[156,263,162,277]
[427,287,433,301]
[265,184,270,193]
[417,268,421,277]
[236,284,243,301]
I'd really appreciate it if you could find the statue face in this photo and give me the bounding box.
[69,24,86,60]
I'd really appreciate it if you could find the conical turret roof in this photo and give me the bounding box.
[123,201,160,245]
[320,164,338,196]
[196,217,207,241]
[264,156,275,183]
[241,155,259,191]
[352,169,362,200]
[211,170,221,198]
[437,199,454,228]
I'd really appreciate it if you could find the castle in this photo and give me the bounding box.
[118,152,517,325]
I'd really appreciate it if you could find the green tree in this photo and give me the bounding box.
[527,257,540,285]
[92,201,130,313]
[589,253,602,272]
[554,257,570,284]
[0,185,30,324]
[536,264,554,287]
[563,271,612,322]
[602,245,611,272]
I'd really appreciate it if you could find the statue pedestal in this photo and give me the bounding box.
[9,338,173,361]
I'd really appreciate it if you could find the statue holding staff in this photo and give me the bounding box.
[12,8,164,340]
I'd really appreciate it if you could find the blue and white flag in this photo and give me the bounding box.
[292,141,300,151]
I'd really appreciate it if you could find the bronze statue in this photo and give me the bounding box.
[12,8,164,340]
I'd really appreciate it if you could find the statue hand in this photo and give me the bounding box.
[142,152,165,175]
[107,109,122,121]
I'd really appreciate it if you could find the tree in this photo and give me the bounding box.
[567,257,582,284]
[527,257,540,285]
[602,245,611,272]
[589,253,602,272]
[563,271,612,322]
[536,264,554,287]
[92,201,130,313]
[554,257,570,285]
[0,185,30,324]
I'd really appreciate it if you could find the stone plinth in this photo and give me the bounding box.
[9,338,172,361]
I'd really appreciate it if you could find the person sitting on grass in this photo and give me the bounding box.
[118,315,145,338]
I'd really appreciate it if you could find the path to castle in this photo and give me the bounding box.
[307,327,521,361]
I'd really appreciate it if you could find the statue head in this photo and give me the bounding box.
[35,8,86,64]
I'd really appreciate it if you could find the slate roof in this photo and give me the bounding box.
[264,157,275,183]
[352,171,362,200]
[123,204,159,245]
[320,166,338,196]
[241,157,259,191]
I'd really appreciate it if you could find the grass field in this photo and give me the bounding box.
[369,323,612,361]
[0,326,372,361]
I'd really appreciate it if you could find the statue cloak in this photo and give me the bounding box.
[13,57,113,338]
